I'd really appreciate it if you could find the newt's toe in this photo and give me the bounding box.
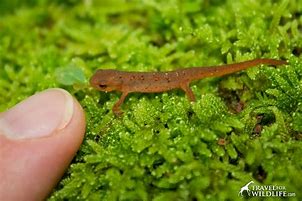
[113,108,124,117]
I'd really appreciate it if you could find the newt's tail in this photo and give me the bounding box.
[192,58,287,80]
[229,58,287,68]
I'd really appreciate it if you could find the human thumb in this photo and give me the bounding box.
[0,88,86,201]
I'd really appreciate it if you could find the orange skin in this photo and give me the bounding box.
[90,59,287,115]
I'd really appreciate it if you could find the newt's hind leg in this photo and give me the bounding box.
[112,92,129,116]
[180,83,196,102]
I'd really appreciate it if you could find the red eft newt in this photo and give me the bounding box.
[90,58,287,115]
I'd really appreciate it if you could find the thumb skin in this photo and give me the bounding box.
[0,88,86,201]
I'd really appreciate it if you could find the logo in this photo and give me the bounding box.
[238,181,254,196]
[238,180,296,198]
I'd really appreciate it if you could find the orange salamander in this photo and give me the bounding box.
[90,58,287,115]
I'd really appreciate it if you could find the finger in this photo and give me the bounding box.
[0,88,86,201]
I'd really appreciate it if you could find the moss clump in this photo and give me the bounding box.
[0,0,302,200]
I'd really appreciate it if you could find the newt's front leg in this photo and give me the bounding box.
[113,92,129,116]
[180,83,196,102]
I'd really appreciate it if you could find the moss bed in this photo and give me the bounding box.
[0,0,302,200]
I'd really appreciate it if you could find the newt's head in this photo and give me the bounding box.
[90,69,122,92]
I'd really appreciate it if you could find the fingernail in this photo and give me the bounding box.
[0,88,74,139]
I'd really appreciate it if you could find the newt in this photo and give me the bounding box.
[90,58,287,115]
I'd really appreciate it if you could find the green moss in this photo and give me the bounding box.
[1,0,302,200]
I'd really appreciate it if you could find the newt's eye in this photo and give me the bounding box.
[99,84,107,89]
